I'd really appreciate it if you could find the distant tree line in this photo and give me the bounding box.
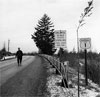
[0,47,6,59]
[0,46,12,59]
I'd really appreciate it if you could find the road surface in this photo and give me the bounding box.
[0,56,48,97]
[0,56,35,86]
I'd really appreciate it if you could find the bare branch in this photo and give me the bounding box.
[78,0,94,30]
[80,23,86,27]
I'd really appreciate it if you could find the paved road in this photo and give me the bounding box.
[0,56,35,86]
[0,56,48,97]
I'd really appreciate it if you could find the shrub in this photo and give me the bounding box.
[87,60,100,85]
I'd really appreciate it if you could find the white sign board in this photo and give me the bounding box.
[80,38,91,49]
[64,61,69,66]
[54,30,66,48]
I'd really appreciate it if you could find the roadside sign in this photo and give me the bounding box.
[54,30,66,48]
[64,61,69,66]
[80,38,91,49]
[64,61,69,81]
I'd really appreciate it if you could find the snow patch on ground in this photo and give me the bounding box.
[46,68,100,97]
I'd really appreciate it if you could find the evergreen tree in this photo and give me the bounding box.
[32,14,55,55]
[0,43,6,59]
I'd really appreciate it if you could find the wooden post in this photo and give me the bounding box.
[85,49,88,86]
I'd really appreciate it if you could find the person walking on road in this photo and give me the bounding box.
[16,48,23,66]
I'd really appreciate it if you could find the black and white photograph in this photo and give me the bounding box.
[0,0,100,97]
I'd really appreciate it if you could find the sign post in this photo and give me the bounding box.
[80,38,91,86]
[54,30,68,88]
[54,30,66,73]
[85,48,88,86]
[64,61,69,82]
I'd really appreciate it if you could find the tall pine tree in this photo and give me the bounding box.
[32,14,56,55]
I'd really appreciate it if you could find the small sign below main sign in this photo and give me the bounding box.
[64,61,69,66]
[80,38,91,49]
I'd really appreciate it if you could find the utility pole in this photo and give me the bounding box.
[8,39,10,52]
[77,25,80,97]
[4,42,6,49]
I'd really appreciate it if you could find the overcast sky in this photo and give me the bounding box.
[0,0,100,53]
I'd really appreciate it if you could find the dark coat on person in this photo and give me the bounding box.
[16,50,23,58]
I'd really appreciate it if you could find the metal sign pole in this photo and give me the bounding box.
[59,48,61,72]
[67,62,69,81]
[85,49,88,86]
